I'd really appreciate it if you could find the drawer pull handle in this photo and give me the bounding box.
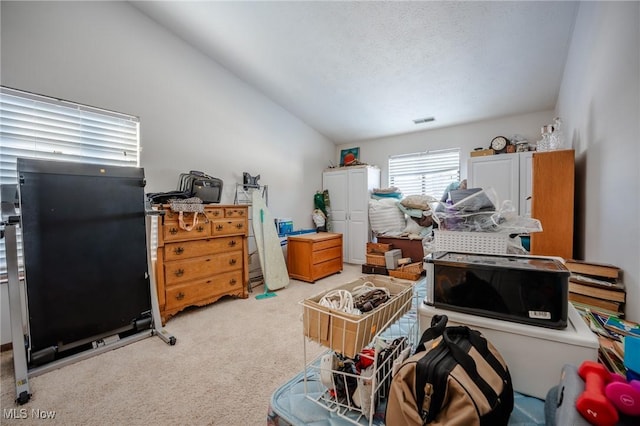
[236,223,243,229]
[174,269,184,277]
[228,240,237,247]
[176,292,185,301]
[238,211,244,216]
[174,247,184,255]
[169,227,178,235]
[229,258,237,266]
[229,278,237,286]
[216,224,223,231]
[213,211,220,216]
[196,225,205,232]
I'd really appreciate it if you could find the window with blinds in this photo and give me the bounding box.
[388,148,460,199]
[0,86,140,278]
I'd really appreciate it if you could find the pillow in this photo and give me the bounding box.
[396,203,423,218]
[400,194,438,210]
[368,199,406,235]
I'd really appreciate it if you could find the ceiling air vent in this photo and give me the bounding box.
[413,117,435,124]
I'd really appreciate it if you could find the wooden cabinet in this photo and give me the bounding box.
[530,150,574,259]
[467,150,574,259]
[287,232,343,282]
[156,205,249,323]
[322,166,380,264]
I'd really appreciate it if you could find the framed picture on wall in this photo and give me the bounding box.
[340,147,360,166]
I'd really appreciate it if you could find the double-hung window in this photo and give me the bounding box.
[0,86,140,279]
[388,148,460,199]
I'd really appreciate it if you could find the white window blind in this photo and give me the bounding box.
[388,148,460,199]
[0,86,140,278]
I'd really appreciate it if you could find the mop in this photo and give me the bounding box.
[256,208,276,299]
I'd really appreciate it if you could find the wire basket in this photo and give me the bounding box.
[388,262,423,281]
[303,297,419,425]
[433,230,509,255]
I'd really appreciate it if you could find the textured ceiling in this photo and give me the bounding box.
[131,1,579,144]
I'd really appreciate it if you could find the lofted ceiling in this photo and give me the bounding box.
[131,1,579,144]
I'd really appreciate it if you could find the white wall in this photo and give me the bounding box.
[0,1,335,227]
[338,110,554,185]
[556,1,639,323]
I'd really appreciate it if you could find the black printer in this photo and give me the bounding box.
[424,251,570,329]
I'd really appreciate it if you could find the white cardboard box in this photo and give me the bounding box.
[418,301,598,399]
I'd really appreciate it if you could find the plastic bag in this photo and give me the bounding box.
[433,188,542,234]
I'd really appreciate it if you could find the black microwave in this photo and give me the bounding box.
[424,251,570,329]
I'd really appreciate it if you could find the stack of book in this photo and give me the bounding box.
[566,259,640,375]
[565,259,625,317]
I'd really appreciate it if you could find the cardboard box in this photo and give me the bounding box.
[302,275,414,358]
[470,148,495,157]
[275,218,293,236]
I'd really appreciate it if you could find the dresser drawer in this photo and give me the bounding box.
[210,218,247,236]
[311,257,343,281]
[204,208,225,221]
[224,207,247,218]
[163,219,210,242]
[164,251,243,284]
[312,237,342,251]
[164,270,244,311]
[163,236,244,261]
[312,246,342,264]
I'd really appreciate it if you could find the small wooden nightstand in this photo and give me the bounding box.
[287,232,343,283]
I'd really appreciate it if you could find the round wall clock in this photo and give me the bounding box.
[490,136,509,154]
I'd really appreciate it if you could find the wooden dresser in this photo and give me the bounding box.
[287,232,343,283]
[155,204,249,323]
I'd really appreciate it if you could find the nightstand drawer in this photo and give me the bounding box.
[312,246,342,264]
[312,238,342,251]
[311,258,343,281]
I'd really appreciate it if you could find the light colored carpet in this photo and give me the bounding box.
[0,264,364,425]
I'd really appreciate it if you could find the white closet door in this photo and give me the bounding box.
[468,155,520,211]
